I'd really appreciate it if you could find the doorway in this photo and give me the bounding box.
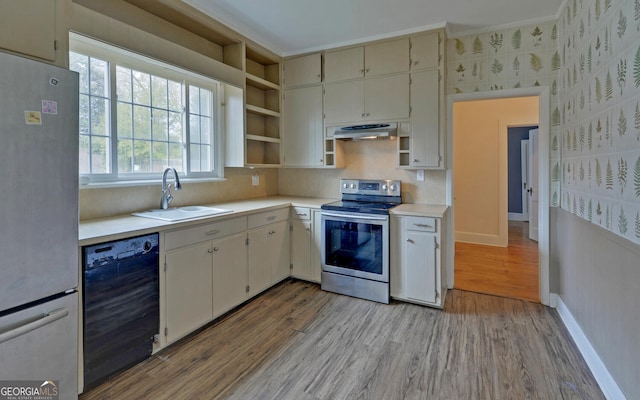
[445,88,551,305]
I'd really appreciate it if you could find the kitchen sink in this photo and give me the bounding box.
[132,206,233,222]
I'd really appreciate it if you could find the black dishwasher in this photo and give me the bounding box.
[83,233,159,389]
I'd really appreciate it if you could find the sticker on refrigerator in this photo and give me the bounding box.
[24,111,42,125]
[42,100,58,115]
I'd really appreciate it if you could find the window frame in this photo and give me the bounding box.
[70,33,225,186]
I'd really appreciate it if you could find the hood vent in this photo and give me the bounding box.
[333,123,397,141]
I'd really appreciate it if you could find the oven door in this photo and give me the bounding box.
[321,211,389,282]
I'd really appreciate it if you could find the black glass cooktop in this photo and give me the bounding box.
[321,200,399,215]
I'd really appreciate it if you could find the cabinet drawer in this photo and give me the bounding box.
[405,217,437,232]
[165,217,247,251]
[248,208,290,229]
[290,207,311,220]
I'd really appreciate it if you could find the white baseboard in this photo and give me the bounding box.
[455,231,506,247]
[555,296,626,400]
[508,212,527,221]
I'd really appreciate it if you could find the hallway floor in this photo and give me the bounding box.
[454,221,539,302]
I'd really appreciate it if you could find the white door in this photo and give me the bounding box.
[528,129,539,241]
[521,140,529,221]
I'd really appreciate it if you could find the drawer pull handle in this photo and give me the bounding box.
[414,224,432,228]
[206,230,220,235]
[213,247,219,252]
[406,239,414,243]
[267,216,277,221]
[296,213,308,217]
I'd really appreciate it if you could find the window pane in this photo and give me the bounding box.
[117,139,133,173]
[190,144,201,171]
[200,90,211,117]
[91,136,109,173]
[168,81,182,112]
[189,87,200,115]
[200,116,211,145]
[169,143,183,171]
[132,70,151,105]
[168,111,182,142]
[89,58,109,97]
[90,97,108,135]
[117,103,133,138]
[70,52,89,94]
[152,76,168,109]
[116,67,132,103]
[79,135,90,174]
[189,114,200,144]
[79,94,90,135]
[133,105,151,139]
[152,142,168,172]
[152,109,168,141]
[133,140,151,172]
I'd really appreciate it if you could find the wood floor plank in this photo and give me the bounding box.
[80,281,605,400]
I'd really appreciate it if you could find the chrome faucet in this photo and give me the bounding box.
[161,167,182,209]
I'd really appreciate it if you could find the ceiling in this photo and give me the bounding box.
[182,0,563,56]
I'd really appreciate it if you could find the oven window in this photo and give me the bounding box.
[324,220,383,274]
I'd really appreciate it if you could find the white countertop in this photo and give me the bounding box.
[390,204,448,218]
[79,196,335,245]
[79,196,448,246]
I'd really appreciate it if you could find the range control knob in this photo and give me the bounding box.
[350,183,357,189]
[390,184,397,192]
[382,184,388,190]
[343,183,349,189]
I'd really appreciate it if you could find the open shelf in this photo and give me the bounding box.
[246,104,280,118]
[246,73,280,91]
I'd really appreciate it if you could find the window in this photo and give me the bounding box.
[69,35,223,184]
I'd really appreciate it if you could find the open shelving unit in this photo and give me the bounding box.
[244,47,282,166]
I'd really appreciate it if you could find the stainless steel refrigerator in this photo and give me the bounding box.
[0,51,79,399]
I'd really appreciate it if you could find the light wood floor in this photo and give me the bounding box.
[81,281,604,400]
[455,220,539,302]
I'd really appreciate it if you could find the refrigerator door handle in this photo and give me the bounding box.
[0,308,69,344]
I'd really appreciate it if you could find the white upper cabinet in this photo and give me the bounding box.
[283,85,324,167]
[324,47,364,82]
[410,32,440,70]
[364,38,410,76]
[324,74,409,125]
[0,0,57,62]
[324,39,410,83]
[409,69,441,168]
[283,53,322,87]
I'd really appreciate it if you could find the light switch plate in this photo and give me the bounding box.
[417,170,425,181]
[252,173,259,186]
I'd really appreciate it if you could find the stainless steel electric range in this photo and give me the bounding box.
[320,179,402,304]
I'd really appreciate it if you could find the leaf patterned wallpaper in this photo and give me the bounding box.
[447,0,640,245]
[560,0,640,244]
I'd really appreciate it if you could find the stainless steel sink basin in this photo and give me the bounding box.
[132,206,233,222]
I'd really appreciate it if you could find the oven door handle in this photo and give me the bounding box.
[321,212,388,221]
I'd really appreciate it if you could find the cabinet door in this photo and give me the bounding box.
[364,74,410,121]
[248,226,273,297]
[165,242,213,344]
[291,220,312,280]
[212,233,248,317]
[0,0,56,61]
[324,80,364,124]
[270,220,290,283]
[410,32,440,70]
[284,53,322,87]
[410,69,441,168]
[310,209,323,282]
[284,86,324,167]
[324,47,364,82]
[364,38,410,76]
[404,230,438,304]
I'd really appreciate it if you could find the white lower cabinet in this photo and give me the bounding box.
[165,241,214,344]
[391,215,445,308]
[212,232,248,318]
[290,207,322,283]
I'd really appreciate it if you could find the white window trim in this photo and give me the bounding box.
[70,33,225,187]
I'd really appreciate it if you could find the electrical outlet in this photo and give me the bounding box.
[252,173,259,186]
[417,170,425,181]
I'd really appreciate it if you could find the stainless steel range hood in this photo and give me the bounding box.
[333,123,397,140]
